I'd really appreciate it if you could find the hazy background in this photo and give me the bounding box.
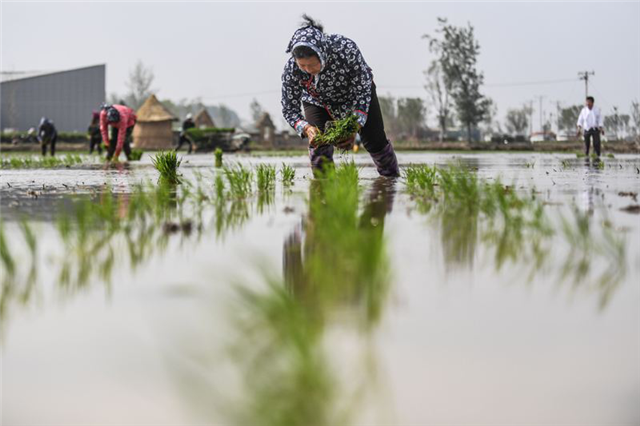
[2,1,639,130]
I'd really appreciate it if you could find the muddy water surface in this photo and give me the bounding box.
[1,152,639,426]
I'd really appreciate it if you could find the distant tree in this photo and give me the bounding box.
[397,98,427,139]
[124,60,156,109]
[249,98,264,124]
[604,107,629,140]
[631,100,640,138]
[378,95,398,137]
[505,108,529,136]
[558,105,582,136]
[481,98,499,136]
[425,18,489,142]
[424,60,452,142]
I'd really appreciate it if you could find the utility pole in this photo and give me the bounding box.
[578,71,595,98]
[528,100,534,137]
[535,95,545,132]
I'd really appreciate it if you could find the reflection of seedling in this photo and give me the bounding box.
[314,115,359,147]
[0,221,15,276]
[280,163,295,187]
[214,148,223,168]
[152,151,182,184]
[128,149,143,161]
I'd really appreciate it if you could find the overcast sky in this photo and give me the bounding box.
[2,1,639,130]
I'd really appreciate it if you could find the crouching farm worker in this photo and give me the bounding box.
[100,104,137,161]
[38,117,58,156]
[281,15,399,177]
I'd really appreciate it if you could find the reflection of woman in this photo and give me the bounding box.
[281,16,399,176]
[283,177,396,307]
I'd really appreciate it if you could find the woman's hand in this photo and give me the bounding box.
[304,124,320,146]
[336,135,356,151]
[335,123,361,151]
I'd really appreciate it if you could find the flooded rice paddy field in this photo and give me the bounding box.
[1,151,639,426]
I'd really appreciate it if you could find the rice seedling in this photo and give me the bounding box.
[404,164,438,198]
[214,147,224,168]
[256,164,277,192]
[128,149,143,161]
[223,164,253,197]
[575,152,587,158]
[280,163,295,187]
[560,159,571,169]
[606,153,615,159]
[152,151,182,184]
[314,114,359,147]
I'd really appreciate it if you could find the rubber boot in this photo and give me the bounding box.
[369,142,399,177]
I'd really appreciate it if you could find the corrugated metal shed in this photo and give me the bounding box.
[1,64,106,132]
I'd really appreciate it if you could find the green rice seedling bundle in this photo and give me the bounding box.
[152,151,182,185]
[314,114,359,146]
[214,148,224,168]
[128,149,143,161]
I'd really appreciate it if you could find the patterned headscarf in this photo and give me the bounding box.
[285,25,328,71]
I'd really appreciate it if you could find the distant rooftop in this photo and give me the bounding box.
[0,64,105,83]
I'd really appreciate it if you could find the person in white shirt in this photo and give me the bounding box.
[576,96,604,157]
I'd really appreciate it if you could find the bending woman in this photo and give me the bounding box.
[281,15,399,177]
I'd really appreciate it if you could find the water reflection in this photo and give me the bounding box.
[221,174,395,425]
[0,178,261,337]
[405,163,627,309]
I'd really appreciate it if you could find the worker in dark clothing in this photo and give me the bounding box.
[176,113,195,153]
[281,15,399,176]
[37,117,58,156]
[88,111,102,154]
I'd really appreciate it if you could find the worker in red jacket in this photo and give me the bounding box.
[100,104,137,161]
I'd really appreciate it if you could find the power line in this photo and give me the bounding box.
[197,77,581,101]
[485,78,577,88]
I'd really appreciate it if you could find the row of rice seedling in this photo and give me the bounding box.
[0,154,85,169]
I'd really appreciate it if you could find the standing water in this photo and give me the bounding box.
[1,152,639,425]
